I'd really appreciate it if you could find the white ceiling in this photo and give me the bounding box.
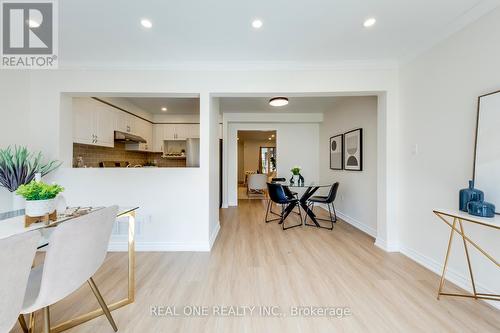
[59,0,500,68]
[221,96,346,113]
[124,97,199,114]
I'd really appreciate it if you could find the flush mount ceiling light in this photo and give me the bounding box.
[161,107,167,111]
[269,97,289,107]
[141,19,153,29]
[252,19,263,29]
[363,17,376,28]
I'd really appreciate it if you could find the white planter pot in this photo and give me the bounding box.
[12,193,25,211]
[292,175,300,183]
[25,199,56,217]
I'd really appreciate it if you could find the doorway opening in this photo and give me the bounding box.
[237,130,277,200]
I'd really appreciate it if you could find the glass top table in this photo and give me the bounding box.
[0,206,139,248]
[277,182,332,188]
[274,181,334,227]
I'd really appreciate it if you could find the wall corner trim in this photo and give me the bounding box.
[374,237,400,252]
[209,222,221,250]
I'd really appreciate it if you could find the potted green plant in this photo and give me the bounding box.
[16,181,64,217]
[290,166,301,184]
[0,146,61,209]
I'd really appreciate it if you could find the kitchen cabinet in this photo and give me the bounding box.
[73,98,115,147]
[162,124,200,140]
[152,125,165,153]
[187,124,200,139]
[116,112,137,135]
[126,119,154,152]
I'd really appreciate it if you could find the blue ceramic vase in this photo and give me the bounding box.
[459,180,484,212]
[467,201,496,218]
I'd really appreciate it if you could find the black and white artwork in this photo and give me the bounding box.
[344,128,363,171]
[329,134,343,170]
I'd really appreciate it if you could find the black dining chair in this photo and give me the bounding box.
[267,177,299,217]
[271,177,299,198]
[304,182,339,230]
[265,182,302,230]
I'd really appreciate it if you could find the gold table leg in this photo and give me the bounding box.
[437,218,456,300]
[51,211,136,333]
[435,212,500,302]
[458,219,477,298]
[18,315,28,333]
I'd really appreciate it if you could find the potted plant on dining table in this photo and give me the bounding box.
[16,180,64,217]
[290,166,301,185]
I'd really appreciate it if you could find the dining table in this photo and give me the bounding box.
[0,206,138,333]
[278,182,333,227]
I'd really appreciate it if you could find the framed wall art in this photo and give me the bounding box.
[344,128,363,171]
[329,134,343,170]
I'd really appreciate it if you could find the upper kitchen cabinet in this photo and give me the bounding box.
[163,124,199,140]
[116,111,138,135]
[125,118,154,152]
[73,98,116,147]
[187,124,200,139]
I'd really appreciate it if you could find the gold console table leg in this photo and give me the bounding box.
[434,212,500,302]
[437,218,456,300]
[51,211,136,333]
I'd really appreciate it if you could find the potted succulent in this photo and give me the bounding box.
[0,146,61,209]
[16,181,64,217]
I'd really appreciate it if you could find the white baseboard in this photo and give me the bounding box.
[209,221,221,249]
[108,241,211,252]
[400,245,500,310]
[317,204,377,237]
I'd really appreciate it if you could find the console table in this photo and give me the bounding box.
[433,209,499,302]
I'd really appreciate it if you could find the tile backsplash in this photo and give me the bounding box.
[73,143,186,168]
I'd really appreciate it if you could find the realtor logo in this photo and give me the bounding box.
[1,0,58,68]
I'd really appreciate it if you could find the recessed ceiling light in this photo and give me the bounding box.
[252,19,263,29]
[28,19,40,28]
[271,134,275,138]
[363,17,376,28]
[161,107,167,111]
[269,97,289,107]
[268,137,272,140]
[141,19,153,29]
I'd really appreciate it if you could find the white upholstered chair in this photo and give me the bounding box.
[21,206,119,333]
[247,174,268,196]
[0,231,41,333]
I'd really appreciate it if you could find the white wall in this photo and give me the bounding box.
[0,71,32,212]
[1,66,399,250]
[319,97,378,236]
[399,7,500,303]
[225,118,321,207]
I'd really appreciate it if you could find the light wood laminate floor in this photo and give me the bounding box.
[12,200,500,332]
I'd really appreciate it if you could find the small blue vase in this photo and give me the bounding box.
[467,201,495,218]
[459,180,484,212]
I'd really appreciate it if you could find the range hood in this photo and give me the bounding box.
[114,131,147,143]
